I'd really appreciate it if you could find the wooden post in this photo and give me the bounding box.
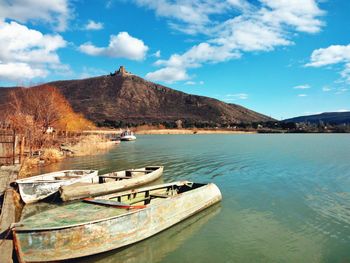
[0,166,19,263]
[19,137,25,164]
[12,130,16,165]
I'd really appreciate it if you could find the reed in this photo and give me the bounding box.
[41,148,63,163]
[18,157,40,178]
[69,135,114,156]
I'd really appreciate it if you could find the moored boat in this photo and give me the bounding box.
[13,181,222,262]
[16,170,98,204]
[120,130,136,141]
[59,166,164,201]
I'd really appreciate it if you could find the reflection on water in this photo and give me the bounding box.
[72,204,221,263]
[33,135,350,262]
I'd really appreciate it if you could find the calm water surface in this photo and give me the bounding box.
[32,134,350,263]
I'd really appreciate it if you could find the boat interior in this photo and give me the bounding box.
[17,170,95,182]
[98,166,159,183]
[85,182,206,209]
[18,182,209,230]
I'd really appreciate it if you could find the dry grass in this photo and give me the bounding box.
[18,148,63,178]
[18,157,40,178]
[68,135,114,156]
[41,148,63,163]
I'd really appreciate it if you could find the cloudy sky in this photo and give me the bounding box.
[0,0,349,119]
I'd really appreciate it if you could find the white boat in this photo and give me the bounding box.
[59,166,164,201]
[16,170,98,204]
[120,130,136,141]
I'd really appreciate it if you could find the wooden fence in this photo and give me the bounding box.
[0,130,24,165]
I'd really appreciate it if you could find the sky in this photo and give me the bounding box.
[0,0,349,119]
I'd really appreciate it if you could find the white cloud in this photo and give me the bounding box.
[259,0,324,33]
[132,0,233,35]
[337,109,349,112]
[184,80,204,85]
[149,42,240,82]
[85,20,103,30]
[335,88,348,95]
[298,94,307,97]
[340,63,350,83]
[0,20,67,81]
[106,0,114,9]
[306,44,350,83]
[79,66,106,79]
[143,0,324,83]
[146,67,189,83]
[156,43,240,69]
[0,62,48,81]
[154,50,161,58]
[306,44,350,67]
[226,93,249,100]
[322,86,332,92]
[0,0,70,31]
[79,32,148,60]
[293,84,310,89]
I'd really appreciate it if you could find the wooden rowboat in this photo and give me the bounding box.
[59,166,164,201]
[75,204,221,263]
[13,181,222,262]
[16,170,98,204]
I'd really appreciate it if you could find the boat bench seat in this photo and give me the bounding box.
[98,175,132,182]
[55,176,81,180]
[125,170,151,176]
[150,193,169,198]
[129,196,150,205]
[99,175,132,179]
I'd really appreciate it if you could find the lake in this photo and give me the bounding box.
[32,134,350,263]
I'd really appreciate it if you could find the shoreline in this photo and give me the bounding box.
[135,129,256,135]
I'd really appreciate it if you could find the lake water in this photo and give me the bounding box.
[32,134,350,262]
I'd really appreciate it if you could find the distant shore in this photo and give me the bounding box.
[135,129,256,135]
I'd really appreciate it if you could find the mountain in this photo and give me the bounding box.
[0,67,274,126]
[283,112,350,125]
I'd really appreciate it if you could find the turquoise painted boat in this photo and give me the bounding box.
[13,181,222,262]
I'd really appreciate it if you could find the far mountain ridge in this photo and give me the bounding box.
[0,67,274,126]
[283,111,350,125]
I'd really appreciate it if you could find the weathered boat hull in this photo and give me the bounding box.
[16,170,98,204]
[74,204,221,263]
[13,182,222,262]
[59,166,164,201]
[120,135,136,141]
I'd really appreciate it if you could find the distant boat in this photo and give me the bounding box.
[120,130,136,141]
[13,181,222,262]
[59,166,164,201]
[16,170,98,204]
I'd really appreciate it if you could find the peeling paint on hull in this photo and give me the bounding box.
[59,166,164,201]
[13,182,222,262]
[16,170,98,204]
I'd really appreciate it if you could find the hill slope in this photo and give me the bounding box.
[283,112,350,125]
[0,71,274,125]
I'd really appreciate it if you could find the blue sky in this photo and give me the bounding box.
[0,0,349,119]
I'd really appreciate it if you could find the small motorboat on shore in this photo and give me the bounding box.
[120,130,136,141]
[13,181,222,262]
[59,166,164,201]
[15,170,98,204]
